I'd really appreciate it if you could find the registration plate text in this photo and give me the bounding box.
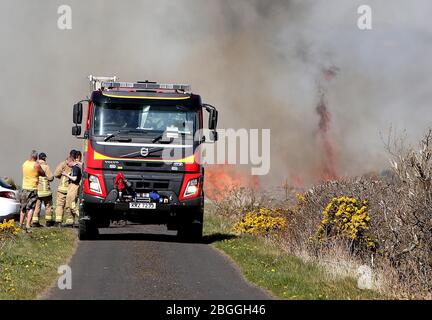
[129,202,156,209]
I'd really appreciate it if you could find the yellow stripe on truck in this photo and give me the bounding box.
[93,151,195,163]
[102,93,191,100]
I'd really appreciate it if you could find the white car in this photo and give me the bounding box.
[0,178,20,221]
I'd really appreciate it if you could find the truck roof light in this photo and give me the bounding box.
[101,81,191,92]
[88,75,191,93]
[88,75,118,91]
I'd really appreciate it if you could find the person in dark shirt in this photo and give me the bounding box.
[69,162,82,185]
[62,151,82,227]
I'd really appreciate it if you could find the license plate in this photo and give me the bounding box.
[129,202,156,209]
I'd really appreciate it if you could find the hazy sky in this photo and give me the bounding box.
[0,0,431,186]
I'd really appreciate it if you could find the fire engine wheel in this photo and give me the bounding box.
[97,217,111,229]
[177,208,203,242]
[177,223,203,242]
[78,218,99,240]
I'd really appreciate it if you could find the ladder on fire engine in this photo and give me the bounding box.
[88,75,191,93]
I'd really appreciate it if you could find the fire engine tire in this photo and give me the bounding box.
[97,217,111,228]
[177,223,203,242]
[177,208,203,242]
[78,218,99,240]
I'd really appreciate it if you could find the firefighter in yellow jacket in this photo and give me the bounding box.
[54,150,76,226]
[63,151,82,227]
[32,152,54,227]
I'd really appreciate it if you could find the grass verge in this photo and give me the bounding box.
[203,211,384,300]
[0,227,77,299]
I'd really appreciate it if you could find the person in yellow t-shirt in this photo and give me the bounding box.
[20,150,45,231]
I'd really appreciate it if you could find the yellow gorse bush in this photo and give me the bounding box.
[0,219,20,242]
[295,193,306,210]
[233,208,287,236]
[296,193,305,204]
[316,196,376,249]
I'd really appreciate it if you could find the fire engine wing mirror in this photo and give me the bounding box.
[72,125,82,136]
[203,104,219,142]
[73,102,83,124]
[208,109,218,130]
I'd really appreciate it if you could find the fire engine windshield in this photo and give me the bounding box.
[93,103,195,137]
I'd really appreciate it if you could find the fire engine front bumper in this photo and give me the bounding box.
[81,191,203,225]
[81,192,203,213]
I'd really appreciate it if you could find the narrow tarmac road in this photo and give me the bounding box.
[46,223,271,300]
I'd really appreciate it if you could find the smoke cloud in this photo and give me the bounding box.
[0,0,431,187]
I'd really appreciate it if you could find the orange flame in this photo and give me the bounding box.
[316,94,338,180]
[204,164,260,201]
[315,67,339,181]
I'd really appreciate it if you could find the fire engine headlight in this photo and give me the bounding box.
[89,175,102,194]
[184,178,199,197]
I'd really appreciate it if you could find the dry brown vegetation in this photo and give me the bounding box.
[211,129,432,299]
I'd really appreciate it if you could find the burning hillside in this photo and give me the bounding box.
[204,67,341,198]
[204,165,260,201]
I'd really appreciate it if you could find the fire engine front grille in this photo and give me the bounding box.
[134,181,169,190]
[124,161,165,168]
[103,171,184,195]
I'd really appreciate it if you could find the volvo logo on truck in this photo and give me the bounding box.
[71,76,219,241]
[140,147,149,157]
